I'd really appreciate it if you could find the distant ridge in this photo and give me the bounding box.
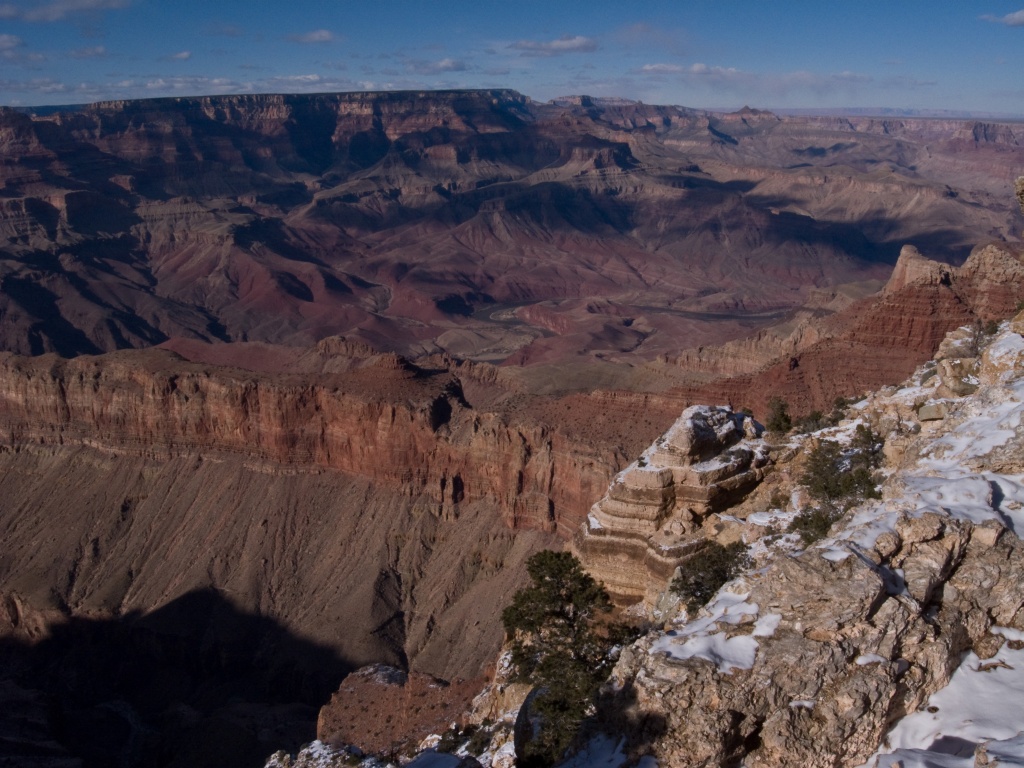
[773,106,1024,120]
[11,92,1024,122]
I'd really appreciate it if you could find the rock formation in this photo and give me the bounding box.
[672,240,1024,418]
[573,406,768,604]
[600,315,1024,767]
[1,93,1021,368]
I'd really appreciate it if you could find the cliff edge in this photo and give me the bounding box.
[602,314,1024,767]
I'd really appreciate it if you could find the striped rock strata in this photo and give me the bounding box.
[573,405,769,604]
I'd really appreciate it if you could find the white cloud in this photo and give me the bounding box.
[509,35,598,57]
[0,32,41,62]
[981,9,1024,25]
[70,44,106,58]
[641,63,684,74]
[171,50,191,60]
[0,0,129,22]
[289,29,335,44]
[640,61,901,102]
[407,57,467,75]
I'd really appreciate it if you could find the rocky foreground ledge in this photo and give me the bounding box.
[269,312,1024,767]
[602,315,1024,767]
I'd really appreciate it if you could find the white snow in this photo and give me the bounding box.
[651,590,761,673]
[993,626,1024,642]
[752,613,781,637]
[551,732,658,767]
[861,645,1024,768]
[405,751,466,768]
[855,654,887,666]
[986,332,1024,368]
[820,545,853,562]
[557,735,629,767]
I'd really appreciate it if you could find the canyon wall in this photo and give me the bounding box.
[0,349,620,537]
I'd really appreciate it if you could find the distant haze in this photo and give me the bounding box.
[0,0,1022,112]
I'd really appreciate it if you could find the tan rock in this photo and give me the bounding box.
[608,510,1024,768]
[980,331,1024,384]
[883,245,952,295]
[574,405,768,604]
[895,512,945,545]
[936,357,979,397]
[917,402,949,421]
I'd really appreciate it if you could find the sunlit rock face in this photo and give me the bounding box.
[573,405,769,604]
[604,317,1024,768]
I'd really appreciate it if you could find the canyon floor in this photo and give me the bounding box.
[0,91,1023,766]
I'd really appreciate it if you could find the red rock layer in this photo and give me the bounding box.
[679,242,1024,417]
[0,349,622,535]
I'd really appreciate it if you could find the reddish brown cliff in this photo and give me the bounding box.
[0,348,622,536]
[668,241,1024,417]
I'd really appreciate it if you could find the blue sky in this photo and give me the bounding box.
[1,0,1022,112]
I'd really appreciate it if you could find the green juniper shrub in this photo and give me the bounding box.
[466,724,493,756]
[800,429,881,505]
[501,551,628,768]
[832,395,851,411]
[789,504,842,545]
[765,397,792,434]
[794,396,858,434]
[436,725,466,754]
[789,425,883,543]
[670,541,751,614]
[794,410,827,434]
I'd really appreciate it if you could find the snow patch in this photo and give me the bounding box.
[861,644,1024,767]
[855,654,887,666]
[655,631,759,674]
[752,613,781,637]
[557,734,630,767]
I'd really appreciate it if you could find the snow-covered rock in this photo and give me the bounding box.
[603,319,1024,767]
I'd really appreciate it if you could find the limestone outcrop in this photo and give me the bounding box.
[602,316,1024,767]
[611,513,1024,767]
[573,406,769,604]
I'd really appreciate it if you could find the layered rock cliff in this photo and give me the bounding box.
[596,314,1024,767]
[670,240,1024,417]
[2,92,1022,366]
[573,406,768,604]
[0,347,620,537]
[0,342,637,766]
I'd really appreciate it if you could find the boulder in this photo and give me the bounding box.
[574,406,769,604]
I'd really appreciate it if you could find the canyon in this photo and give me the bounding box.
[0,90,1023,766]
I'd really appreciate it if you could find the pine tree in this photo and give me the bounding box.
[501,551,619,767]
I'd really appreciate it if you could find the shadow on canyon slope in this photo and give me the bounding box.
[0,588,354,768]
[596,680,668,764]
